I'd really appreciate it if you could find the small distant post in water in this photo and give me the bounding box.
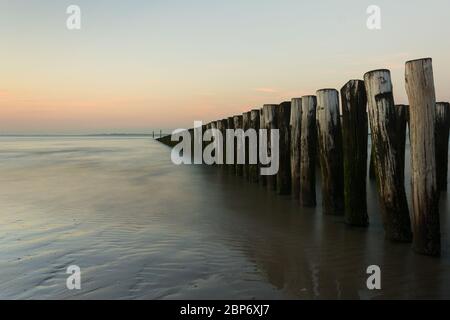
[249,109,260,183]
[276,101,292,195]
[341,80,368,226]
[290,98,302,199]
[405,58,440,256]
[365,69,411,242]
[435,102,450,192]
[160,130,162,138]
[263,104,278,191]
[259,108,267,186]
[300,96,317,207]
[316,89,344,215]
[243,111,252,180]
[233,115,244,177]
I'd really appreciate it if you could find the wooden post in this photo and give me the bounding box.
[188,128,195,160]
[205,122,212,157]
[202,124,207,155]
[364,69,412,242]
[210,121,218,165]
[218,119,228,169]
[435,102,450,192]
[394,105,408,184]
[249,109,260,183]
[205,122,213,163]
[233,115,244,177]
[243,111,252,180]
[216,120,222,167]
[263,104,278,191]
[276,101,292,195]
[290,98,302,199]
[227,117,235,174]
[341,80,368,226]
[405,58,440,256]
[259,108,267,186]
[316,89,344,215]
[300,96,317,207]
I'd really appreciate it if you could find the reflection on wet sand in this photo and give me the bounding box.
[200,144,450,299]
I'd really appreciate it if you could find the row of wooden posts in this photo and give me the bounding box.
[174,58,450,257]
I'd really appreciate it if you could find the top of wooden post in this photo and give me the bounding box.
[405,57,432,64]
[364,69,393,97]
[364,68,390,76]
[317,88,338,93]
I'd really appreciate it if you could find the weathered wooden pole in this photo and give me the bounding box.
[219,119,228,169]
[210,121,218,165]
[249,109,260,183]
[215,120,223,166]
[405,58,440,256]
[263,104,278,191]
[341,80,368,226]
[243,111,252,180]
[206,122,212,137]
[394,105,408,184]
[364,69,412,242]
[205,122,212,158]
[188,128,195,159]
[435,102,450,192]
[300,96,317,207]
[316,89,344,215]
[233,115,244,177]
[259,108,267,186]
[276,101,292,195]
[290,98,302,199]
[227,117,235,174]
[202,124,207,155]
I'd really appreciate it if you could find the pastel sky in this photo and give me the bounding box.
[1,0,450,134]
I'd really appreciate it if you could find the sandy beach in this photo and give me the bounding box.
[0,136,449,299]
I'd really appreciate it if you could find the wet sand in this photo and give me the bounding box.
[0,136,449,299]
